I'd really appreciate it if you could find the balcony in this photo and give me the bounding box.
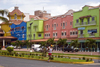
[78,34,84,38]
[75,21,96,27]
[88,21,96,25]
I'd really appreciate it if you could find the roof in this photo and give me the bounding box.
[85,5,100,9]
[10,20,23,25]
[8,6,25,17]
[0,36,17,39]
[29,15,35,19]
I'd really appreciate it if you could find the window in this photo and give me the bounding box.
[62,32,64,36]
[92,17,94,21]
[65,32,66,35]
[62,23,65,29]
[56,33,57,36]
[87,18,90,24]
[76,19,79,23]
[76,31,78,35]
[28,34,31,38]
[73,32,75,35]
[45,34,46,37]
[70,22,72,25]
[66,22,67,26]
[70,32,72,35]
[54,24,56,30]
[80,30,83,34]
[38,34,41,37]
[49,34,50,36]
[53,33,55,36]
[14,14,17,19]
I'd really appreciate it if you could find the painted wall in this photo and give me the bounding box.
[0,24,11,36]
[10,21,27,40]
[73,6,100,38]
[27,18,44,40]
[44,15,78,39]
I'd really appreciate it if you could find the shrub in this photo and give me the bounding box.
[86,58,89,62]
[0,46,2,50]
[6,47,14,53]
[82,57,85,60]
[68,56,71,59]
[79,58,81,60]
[90,58,93,61]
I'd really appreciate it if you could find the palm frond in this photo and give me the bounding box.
[0,16,9,23]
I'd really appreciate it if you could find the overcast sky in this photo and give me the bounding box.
[0,0,100,16]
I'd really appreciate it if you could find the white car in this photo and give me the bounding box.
[8,45,16,49]
[34,47,42,52]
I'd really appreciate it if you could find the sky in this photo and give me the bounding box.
[0,0,100,16]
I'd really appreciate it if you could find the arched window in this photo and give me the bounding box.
[14,14,17,19]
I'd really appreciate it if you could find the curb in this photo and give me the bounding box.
[0,55,94,64]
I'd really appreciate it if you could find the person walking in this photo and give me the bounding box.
[47,45,53,62]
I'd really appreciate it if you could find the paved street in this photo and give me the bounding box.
[0,56,100,67]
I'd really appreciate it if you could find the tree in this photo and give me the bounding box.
[23,40,30,51]
[40,41,47,57]
[0,9,9,23]
[15,40,22,50]
[47,38,55,46]
[57,38,67,52]
[70,39,80,48]
[85,39,96,55]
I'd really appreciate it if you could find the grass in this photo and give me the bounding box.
[0,50,99,58]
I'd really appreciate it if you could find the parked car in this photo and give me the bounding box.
[34,47,42,52]
[62,46,79,52]
[7,45,17,49]
[32,44,42,52]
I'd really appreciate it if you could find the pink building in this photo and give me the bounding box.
[44,10,78,39]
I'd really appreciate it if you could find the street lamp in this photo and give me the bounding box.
[30,22,33,52]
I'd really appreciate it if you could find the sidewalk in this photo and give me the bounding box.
[2,48,100,55]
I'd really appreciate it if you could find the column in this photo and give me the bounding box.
[97,42,99,52]
[81,43,82,52]
[56,41,57,51]
[3,39,5,48]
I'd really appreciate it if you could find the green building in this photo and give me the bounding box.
[73,5,100,52]
[27,18,44,40]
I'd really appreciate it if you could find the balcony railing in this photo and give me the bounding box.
[78,34,84,38]
[75,20,96,27]
[88,21,96,25]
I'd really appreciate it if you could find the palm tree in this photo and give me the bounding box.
[70,39,80,48]
[85,39,96,55]
[47,38,55,46]
[57,38,67,52]
[23,40,30,51]
[15,40,22,50]
[0,9,9,23]
[40,41,47,57]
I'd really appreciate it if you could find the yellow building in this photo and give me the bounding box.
[0,22,11,36]
[8,6,25,21]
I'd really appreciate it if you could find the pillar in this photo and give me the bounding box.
[97,42,99,52]
[3,39,5,48]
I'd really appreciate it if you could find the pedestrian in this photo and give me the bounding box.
[47,45,53,62]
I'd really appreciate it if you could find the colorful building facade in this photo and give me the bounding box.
[27,18,44,40]
[73,5,100,51]
[10,21,27,40]
[44,10,78,40]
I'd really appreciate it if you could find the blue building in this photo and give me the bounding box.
[10,21,27,41]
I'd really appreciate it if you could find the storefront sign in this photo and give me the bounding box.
[78,27,85,30]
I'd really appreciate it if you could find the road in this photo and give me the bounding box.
[0,56,100,67]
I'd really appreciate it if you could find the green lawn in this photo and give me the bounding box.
[0,50,99,58]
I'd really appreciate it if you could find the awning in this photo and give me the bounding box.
[79,15,91,19]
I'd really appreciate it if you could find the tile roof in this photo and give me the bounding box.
[0,22,12,25]
[8,6,25,16]
[29,15,35,19]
